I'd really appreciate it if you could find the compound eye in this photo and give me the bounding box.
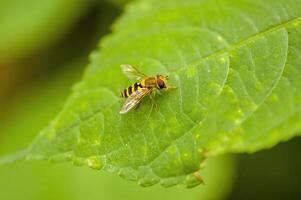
[157,77,165,89]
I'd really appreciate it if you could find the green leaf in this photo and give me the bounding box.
[24,0,301,187]
[0,53,234,200]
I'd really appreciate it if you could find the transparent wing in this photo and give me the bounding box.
[121,64,146,81]
[120,88,151,114]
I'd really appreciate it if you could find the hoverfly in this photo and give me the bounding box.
[119,64,175,114]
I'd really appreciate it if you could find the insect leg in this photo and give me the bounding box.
[166,85,177,91]
[149,90,158,109]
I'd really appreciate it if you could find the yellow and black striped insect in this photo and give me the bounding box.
[120,64,175,114]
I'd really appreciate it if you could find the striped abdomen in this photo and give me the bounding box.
[120,82,143,98]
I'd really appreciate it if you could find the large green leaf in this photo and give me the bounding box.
[22,0,301,187]
[0,55,234,200]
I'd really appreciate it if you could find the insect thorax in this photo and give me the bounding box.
[142,77,157,88]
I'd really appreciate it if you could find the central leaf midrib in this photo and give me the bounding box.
[174,16,300,74]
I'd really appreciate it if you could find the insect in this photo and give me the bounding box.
[119,64,175,114]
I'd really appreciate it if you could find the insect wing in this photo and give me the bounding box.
[121,64,146,81]
[120,88,151,114]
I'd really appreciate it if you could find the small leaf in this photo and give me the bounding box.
[26,0,301,187]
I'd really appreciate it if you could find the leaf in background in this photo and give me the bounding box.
[0,0,92,62]
[107,0,131,7]
[23,0,301,187]
[0,59,84,156]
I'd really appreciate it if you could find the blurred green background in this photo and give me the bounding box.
[0,1,300,200]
